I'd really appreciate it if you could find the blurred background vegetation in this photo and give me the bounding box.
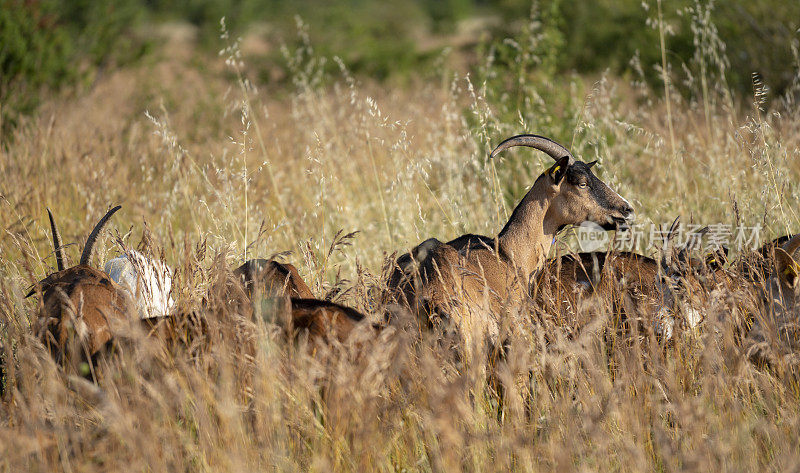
[1,0,798,137]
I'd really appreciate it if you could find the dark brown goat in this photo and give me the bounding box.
[288,298,371,352]
[535,219,722,341]
[737,233,800,371]
[737,233,795,282]
[119,258,371,358]
[29,206,133,368]
[533,250,664,336]
[233,259,372,350]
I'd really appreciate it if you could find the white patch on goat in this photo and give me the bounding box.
[105,250,174,318]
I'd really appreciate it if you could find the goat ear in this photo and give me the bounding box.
[548,156,570,185]
[705,246,728,270]
[587,160,598,168]
[704,252,719,269]
[775,248,800,288]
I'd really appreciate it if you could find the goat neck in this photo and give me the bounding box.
[497,172,559,279]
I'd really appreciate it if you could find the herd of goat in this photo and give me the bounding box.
[7,133,800,385]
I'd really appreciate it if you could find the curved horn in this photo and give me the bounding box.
[80,205,121,266]
[489,134,575,164]
[47,208,65,272]
[661,217,679,269]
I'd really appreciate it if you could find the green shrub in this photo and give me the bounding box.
[487,0,799,98]
[0,0,145,138]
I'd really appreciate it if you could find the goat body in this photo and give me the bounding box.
[234,259,371,351]
[534,251,693,339]
[35,265,133,362]
[234,259,314,299]
[30,206,132,368]
[289,298,372,351]
[746,234,800,364]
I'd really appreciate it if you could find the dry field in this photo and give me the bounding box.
[2,23,800,472]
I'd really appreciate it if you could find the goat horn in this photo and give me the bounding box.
[781,233,800,257]
[667,216,681,240]
[662,216,680,267]
[47,208,65,272]
[489,134,575,164]
[80,205,122,266]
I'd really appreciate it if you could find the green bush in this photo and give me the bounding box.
[2,0,797,138]
[1,0,71,135]
[0,0,145,138]
[487,0,799,98]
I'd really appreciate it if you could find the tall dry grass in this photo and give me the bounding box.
[2,13,800,472]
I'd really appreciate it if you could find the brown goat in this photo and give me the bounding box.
[233,258,371,351]
[742,233,800,370]
[29,206,133,369]
[287,298,372,353]
[737,233,795,282]
[650,226,800,350]
[533,251,662,332]
[387,134,634,354]
[533,218,727,342]
[233,258,314,299]
[760,234,800,316]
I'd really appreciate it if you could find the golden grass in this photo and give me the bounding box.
[2,24,800,472]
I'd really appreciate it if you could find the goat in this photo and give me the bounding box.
[131,256,369,357]
[651,219,721,340]
[104,249,175,318]
[233,259,314,300]
[527,216,728,344]
[113,257,314,355]
[657,226,800,348]
[233,258,372,351]
[736,233,795,282]
[28,206,133,370]
[760,233,800,319]
[286,298,373,353]
[743,233,800,370]
[533,250,662,334]
[387,134,634,354]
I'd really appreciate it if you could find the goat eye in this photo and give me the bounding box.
[577,182,588,189]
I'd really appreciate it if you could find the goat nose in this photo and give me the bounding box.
[622,203,634,217]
